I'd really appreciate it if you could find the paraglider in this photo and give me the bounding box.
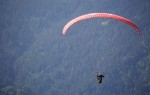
[62,13,141,84]
[62,13,140,35]
[96,72,104,83]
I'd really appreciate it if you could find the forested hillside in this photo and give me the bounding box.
[0,0,150,95]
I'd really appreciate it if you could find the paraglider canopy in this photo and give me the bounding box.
[62,13,140,36]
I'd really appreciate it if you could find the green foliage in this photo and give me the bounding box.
[0,86,16,95]
[0,0,150,95]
